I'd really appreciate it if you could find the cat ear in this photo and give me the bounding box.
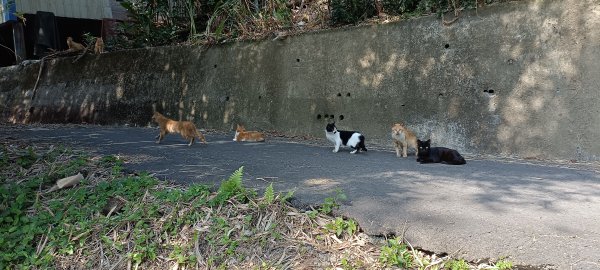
[426,139,431,143]
[417,139,421,144]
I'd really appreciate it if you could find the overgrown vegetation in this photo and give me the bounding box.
[116,0,192,48]
[447,259,471,270]
[379,237,414,268]
[0,139,516,269]
[115,0,293,48]
[330,0,377,24]
[111,0,515,48]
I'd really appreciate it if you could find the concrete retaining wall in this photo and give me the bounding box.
[1,0,599,161]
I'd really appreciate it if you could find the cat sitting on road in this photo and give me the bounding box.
[233,124,265,142]
[416,139,466,165]
[152,112,206,146]
[391,122,418,158]
[325,122,367,154]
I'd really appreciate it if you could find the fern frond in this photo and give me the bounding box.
[211,166,245,206]
[263,183,274,205]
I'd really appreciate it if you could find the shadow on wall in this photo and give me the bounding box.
[6,47,239,130]
[307,0,593,160]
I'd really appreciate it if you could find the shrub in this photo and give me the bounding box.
[330,0,377,24]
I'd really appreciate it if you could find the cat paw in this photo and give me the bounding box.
[350,150,357,154]
[332,149,338,153]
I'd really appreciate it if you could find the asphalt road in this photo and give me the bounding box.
[2,125,600,269]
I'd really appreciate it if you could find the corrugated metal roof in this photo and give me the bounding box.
[14,0,122,20]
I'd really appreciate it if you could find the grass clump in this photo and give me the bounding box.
[446,258,470,270]
[494,258,514,270]
[325,217,358,238]
[379,237,413,268]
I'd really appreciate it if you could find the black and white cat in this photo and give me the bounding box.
[325,122,367,154]
[416,139,466,165]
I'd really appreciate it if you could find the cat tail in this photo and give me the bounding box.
[196,129,207,143]
[358,135,367,152]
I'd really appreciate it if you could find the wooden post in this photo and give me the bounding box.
[12,21,26,64]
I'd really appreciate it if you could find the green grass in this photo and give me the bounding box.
[0,144,250,269]
[325,217,358,238]
[307,188,347,218]
[446,259,469,270]
[379,237,413,268]
[495,258,514,270]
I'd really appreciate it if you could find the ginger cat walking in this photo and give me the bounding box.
[152,112,206,146]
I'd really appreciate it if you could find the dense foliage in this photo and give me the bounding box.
[116,0,292,48]
[113,0,510,47]
[330,0,377,25]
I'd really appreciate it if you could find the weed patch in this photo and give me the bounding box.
[379,237,413,268]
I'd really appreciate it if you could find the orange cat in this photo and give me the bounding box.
[233,124,265,142]
[66,37,85,52]
[152,112,206,146]
[94,37,104,54]
[391,122,418,158]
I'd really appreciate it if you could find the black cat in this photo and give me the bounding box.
[416,139,466,165]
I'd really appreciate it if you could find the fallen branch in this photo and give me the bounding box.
[442,15,459,26]
[35,226,52,256]
[24,49,71,122]
[23,58,46,123]
[405,238,424,268]
[442,0,461,26]
[0,43,21,61]
[108,255,125,270]
[72,41,95,63]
